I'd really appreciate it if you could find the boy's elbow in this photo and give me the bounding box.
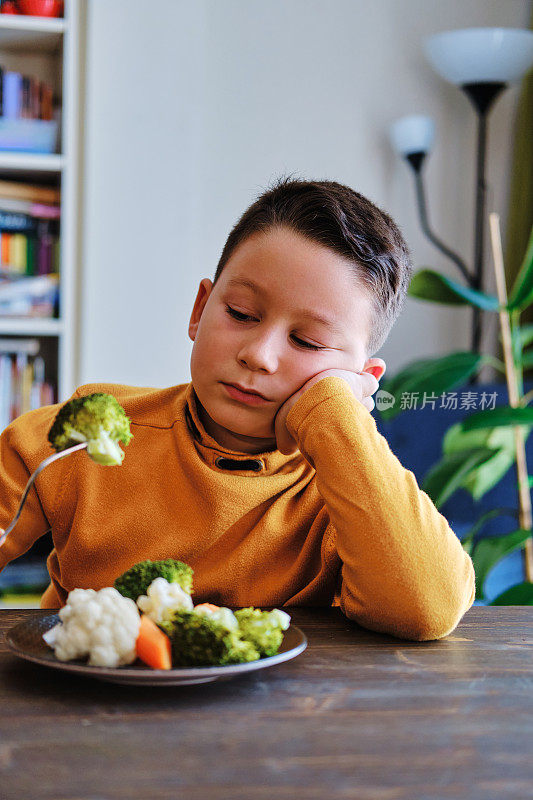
[398,561,477,642]
[364,595,473,642]
[342,556,477,642]
[403,601,471,642]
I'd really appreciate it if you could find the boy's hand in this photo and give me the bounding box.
[274,363,385,455]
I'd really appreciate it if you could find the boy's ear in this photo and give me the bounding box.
[188,279,214,341]
[361,357,386,382]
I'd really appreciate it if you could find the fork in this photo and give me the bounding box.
[0,441,88,547]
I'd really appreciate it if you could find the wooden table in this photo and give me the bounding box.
[1,606,532,800]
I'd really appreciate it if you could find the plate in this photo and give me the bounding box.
[5,613,307,686]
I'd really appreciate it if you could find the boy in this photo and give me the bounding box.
[0,177,475,641]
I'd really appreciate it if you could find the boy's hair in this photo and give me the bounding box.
[212,176,412,356]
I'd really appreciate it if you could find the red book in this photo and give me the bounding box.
[1,232,11,268]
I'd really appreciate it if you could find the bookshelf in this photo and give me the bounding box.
[0,2,82,606]
[0,0,82,412]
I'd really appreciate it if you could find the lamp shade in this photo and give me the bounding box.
[389,115,435,156]
[424,27,533,85]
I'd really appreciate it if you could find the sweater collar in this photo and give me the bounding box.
[183,381,301,475]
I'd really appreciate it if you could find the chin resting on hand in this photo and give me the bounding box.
[274,367,383,456]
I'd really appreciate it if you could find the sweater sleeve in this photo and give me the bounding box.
[0,401,69,573]
[285,376,476,641]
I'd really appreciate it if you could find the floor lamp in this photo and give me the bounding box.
[390,27,533,357]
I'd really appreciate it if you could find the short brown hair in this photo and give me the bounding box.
[213,176,412,356]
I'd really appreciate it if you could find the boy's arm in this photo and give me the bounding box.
[285,376,476,642]
[0,403,66,572]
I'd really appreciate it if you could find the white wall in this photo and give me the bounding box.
[78,0,531,388]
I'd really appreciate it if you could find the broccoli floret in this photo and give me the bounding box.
[234,607,290,656]
[48,392,132,466]
[114,559,194,602]
[159,610,260,666]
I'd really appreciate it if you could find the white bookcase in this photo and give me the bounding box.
[0,1,82,404]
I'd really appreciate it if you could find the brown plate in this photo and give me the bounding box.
[5,613,307,686]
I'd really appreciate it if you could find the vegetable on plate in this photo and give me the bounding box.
[159,609,260,666]
[43,559,292,670]
[114,558,193,602]
[136,613,172,670]
[42,586,141,668]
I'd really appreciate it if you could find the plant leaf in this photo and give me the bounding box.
[408,269,500,310]
[471,529,531,600]
[462,449,516,501]
[499,323,529,361]
[489,580,533,605]
[503,323,533,350]
[499,323,533,349]
[442,423,515,500]
[443,422,515,454]
[460,508,519,556]
[381,356,445,399]
[460,406,533,431]
[519,348,533,369]
[422,447,497,509]
[379,352,485,421]
[520,324,533,349]
[506,225,533,311]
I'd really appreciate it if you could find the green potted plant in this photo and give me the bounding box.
[380,216,533,604]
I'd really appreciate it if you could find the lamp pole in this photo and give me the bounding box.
[399,81,507,363]
[461,81,507,355]
[406,151,472,285]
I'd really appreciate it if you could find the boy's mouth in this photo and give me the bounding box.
[221,383,272,405]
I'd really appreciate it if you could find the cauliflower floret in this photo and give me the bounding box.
[268,609,291,630]
[136,577,193,623]
[43,587,141,668]
[193,603,239,631]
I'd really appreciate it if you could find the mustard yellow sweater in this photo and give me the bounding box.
[0,376,475,640]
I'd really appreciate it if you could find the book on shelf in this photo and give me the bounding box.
[0,273,59,317]
[0,223,60,277]
[0,67,54,122]
[0,197,61,217]
[0,180,60,316]
[0,180,60,206]
[0,338,55,430]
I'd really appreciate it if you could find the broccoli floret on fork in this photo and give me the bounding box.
[48,392,132,466]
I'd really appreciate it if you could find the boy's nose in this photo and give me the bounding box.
[237,334,280,373]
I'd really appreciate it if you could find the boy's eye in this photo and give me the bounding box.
[224,305,323,351]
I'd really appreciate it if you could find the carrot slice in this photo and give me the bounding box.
[136,614,172,670]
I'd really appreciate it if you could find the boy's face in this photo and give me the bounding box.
[188,227,385,454]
